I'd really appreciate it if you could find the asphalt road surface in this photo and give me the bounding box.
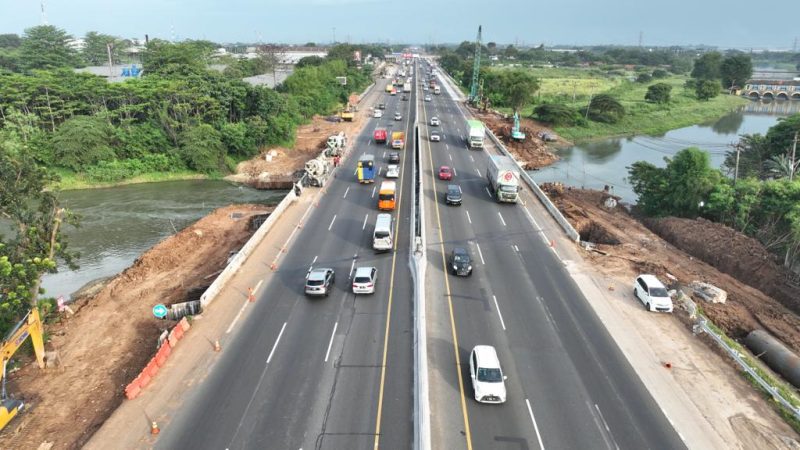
[157,63,417,450]
[420,60,687,450]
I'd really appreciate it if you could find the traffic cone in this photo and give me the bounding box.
[214,340,221,352]
[151,421,160,435]
[248,287,255,303]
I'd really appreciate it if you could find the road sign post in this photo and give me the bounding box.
[152,304,168,319]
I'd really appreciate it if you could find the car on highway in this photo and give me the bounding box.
[386,164,399,178]
[373,109,383,118]
[388,152,401,164]
[378,103,385,110]
[394,112,402,121]
[469,345,507,404]
[634,274,674,312]
[449,247,472,276]
[430,117,440,126]
[424,95,432,102]
[423,85,429,91]
[305,268,335,297]
[352,266,377,295]
[438,165,453,180]
[430,131,441,142]
[401,94,407,101]
[445,184,462,205]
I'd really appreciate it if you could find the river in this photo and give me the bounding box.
[42,180,287,300]
[530,100,800,203]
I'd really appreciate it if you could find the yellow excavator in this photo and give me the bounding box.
[1,309,45,431]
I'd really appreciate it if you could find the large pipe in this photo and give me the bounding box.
[745,330,800,389]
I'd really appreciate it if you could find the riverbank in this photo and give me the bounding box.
[55,169,209,191]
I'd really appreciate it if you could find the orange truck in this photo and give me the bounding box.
[378,181,396,211]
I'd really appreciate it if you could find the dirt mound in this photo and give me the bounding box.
[471,109,563,170]
[230,111,371,187]
[1,204,271,449]
[647,217,800,315]
[545,187,800,354]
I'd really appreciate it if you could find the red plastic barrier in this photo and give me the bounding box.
[155,345,170,367]
[137,372,151,388]
[179,317,191,332]
[172,324,184,341]
[124,381,141,400]
[144,358,160,378]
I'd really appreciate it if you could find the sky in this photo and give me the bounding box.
[0,0,796,50]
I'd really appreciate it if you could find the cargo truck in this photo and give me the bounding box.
[403,82,411,93]
[391,131,405,149]
[466,119,485,149]
[357,154,376,183]
[373,128,388,144]
[433,86,441,95]
[486,155,520,203]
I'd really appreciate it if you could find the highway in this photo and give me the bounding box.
[157,64,416,450]
[420,61,687,449]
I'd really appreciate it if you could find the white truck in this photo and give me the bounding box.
[486,155,520,203]
[403,82,411,93]
[466,119,485,149]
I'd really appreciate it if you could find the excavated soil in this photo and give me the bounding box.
[470,109,564,170]
[229,111,370,187]
[543,186,800,354]
[0,205,271,450]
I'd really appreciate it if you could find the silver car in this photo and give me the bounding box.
[305,268,335,297]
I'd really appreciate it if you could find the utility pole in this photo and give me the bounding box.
[733,142,741,185]
[106,43,114,79]
[332,27,336,44]
[585,88,594,121]
[40,0,48,25]
[638,31,643,48]
[790,132,798,182]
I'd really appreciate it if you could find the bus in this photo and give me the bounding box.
[357,155,375,183]
[378,181,396,211]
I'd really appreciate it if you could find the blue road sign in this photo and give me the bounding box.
[152,304,168,319]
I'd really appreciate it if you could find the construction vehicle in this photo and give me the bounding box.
[511,112,526,142]
[486,155,520,203]
[466,119,485,149]
[340,105,355,122]
[1,309,45,432]
[304,155,333,187]
[326,132,347,156]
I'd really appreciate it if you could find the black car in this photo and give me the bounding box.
[378,103,386,110]
[449,247,473,277]
[401,94,408,101]
[445,184,462,206]
[388,152,401,164]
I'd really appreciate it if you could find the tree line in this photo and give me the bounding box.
[0,25,380,336]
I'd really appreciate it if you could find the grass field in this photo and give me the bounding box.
[54,169,209,191]
[491,67,748,142]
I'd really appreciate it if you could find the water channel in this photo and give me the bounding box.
[42,180,286,299]
[530,100,800,203]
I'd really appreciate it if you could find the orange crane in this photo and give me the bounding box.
[1,309,45,431]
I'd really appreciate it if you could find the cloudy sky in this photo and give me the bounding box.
[0,0,796,49]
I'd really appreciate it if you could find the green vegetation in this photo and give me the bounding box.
[627,114,800,267]
[0,26,378,189]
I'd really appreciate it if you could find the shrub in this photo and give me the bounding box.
[696,79,720,101]
[645,83,672,104]
[651,68,669,79]
[586,94,625,124]
[533,103,582,126]
[636,73,652,83]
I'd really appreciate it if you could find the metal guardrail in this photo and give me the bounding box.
[681,293,800,421]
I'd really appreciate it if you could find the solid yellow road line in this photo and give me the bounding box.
[373,62,414,449]
[421,85,474,450]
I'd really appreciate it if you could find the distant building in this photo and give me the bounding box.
[74,64,143,82]
[66,38,86,51]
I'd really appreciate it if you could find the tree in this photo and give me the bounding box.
[635,73,652,83]
[296,55,325,68]
[498,69,539,113]
[83,31,121,65]
[691,51,722,80]
[586,94,625,123]
[487,42,497,53]
[50,115,116,171]
[142,39,214,76]
[720,55,753,89]
[178,124,226,173]
[763,154,800,179]
[19,25,77,70]
[533,104,581,126]
[764,113,800,160]
[695,79,720,101]
[645,83,672,104]
[0,33,21,48]
[628,147,724,217]
[0,148,78,334]
[503,45,518,59]
[651,68,669,79]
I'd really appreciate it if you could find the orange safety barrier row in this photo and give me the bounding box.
[124,317,192,400]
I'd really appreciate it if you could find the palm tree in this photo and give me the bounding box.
[762,154,799,180]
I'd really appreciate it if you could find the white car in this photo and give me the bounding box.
[352,266,377,294]
[430,117,440,126]
[373,109,383,118]
[424,96,432,102]
[634,274,674,313]
[469,345,507,404]
[394,112,402,121]
[430,131,441,142]
[385,164,400,178]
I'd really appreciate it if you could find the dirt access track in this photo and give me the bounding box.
[1,205,270,449]
[470,108,564,169]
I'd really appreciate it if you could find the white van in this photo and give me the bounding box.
[373,214,393,252]
[634,274,674,313]
[373,109,383,118]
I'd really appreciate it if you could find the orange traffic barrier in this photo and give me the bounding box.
[248,287,255,303]
[172,324,184,341]
[144,358,160,378]
[155,345,170,367]
[124,381,141,400]
[137,372,151,388]
[178,317,191,332]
